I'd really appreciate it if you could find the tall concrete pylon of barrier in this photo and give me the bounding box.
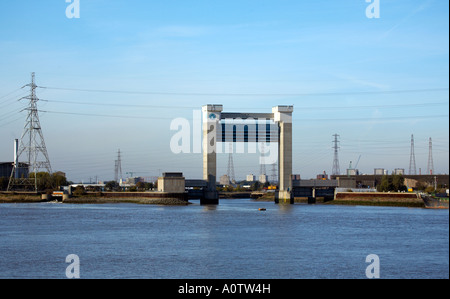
[202,104,294,204]
[202,104,222,204]
[272,106,294,204]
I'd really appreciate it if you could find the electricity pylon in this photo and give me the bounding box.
[8,72,53,192]
[332,134,340,176]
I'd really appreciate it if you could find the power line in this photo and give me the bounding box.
[38,109,169,120]
[0,87,24,101]
[43,99,197,109]
[0,106,26,121]
[42,98,448,111]
[36,109,449,122]
[37,85,449,97]
[0,116,24,128]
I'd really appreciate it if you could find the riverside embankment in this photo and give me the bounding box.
[250,191,426,207]
[0,193,43,203]
[0,191,429,207]
[0,191,190,205]
[330,192,425,207]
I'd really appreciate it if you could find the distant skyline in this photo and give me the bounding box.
[0,0,448,183]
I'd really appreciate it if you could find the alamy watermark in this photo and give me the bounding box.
[65,254,80,278]
[65,0,80,19]
[63,253,380,278]
[366,0,380,19]
[365,254,380,278]
[65,1,379,20]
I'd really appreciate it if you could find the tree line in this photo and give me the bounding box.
[376,174,445,193]
[0,172,68,191]
[377,174,407,192]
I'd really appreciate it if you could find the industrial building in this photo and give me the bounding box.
[0,162,29,179]
[258,174,268,184]
[331,174,449,190]
[246,174,256,182]
[219,174,231,186]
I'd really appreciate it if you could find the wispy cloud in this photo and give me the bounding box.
[332,73,390,90]
[379,0,435,40]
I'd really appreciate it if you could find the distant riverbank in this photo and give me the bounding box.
[0,191,428,208]
[250,191,426,207]
[63,197,190,205]
[0,192,190,205]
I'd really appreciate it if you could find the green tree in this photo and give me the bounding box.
[105,181,120,191]
[135,181,145,191]
[425,186,435,194]
[377,175,391,192]
[415,181,427,191]
[392,174,407,192]
[73,185,86,196]
[251,181,261,191]
[52,173,68,188]
[1,171,68,192]
[377,174,406,192]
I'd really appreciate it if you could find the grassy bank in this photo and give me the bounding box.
[328,192,425,208]
[219,192,252,199]
[327,199,425,208]
[250,192,275,201]
[0,193,42,203]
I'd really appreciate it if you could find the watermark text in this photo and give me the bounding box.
[65,0,80,19]
[366,0,380,19]
[365,254,380,278]
[65,254,80,278]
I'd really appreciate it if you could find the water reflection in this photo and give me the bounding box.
[202,204,218,212]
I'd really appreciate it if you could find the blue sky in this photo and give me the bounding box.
[0,0,448,182]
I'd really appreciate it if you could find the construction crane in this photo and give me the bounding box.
[354,155,361,170]
[347,155,362,177]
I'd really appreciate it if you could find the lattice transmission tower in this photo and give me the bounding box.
[427,137,434,175]
[227,143,235,183]
[259,142,266,177]
[114,149,123,183]
[332,134,340,176]
[270,162,277,184]
[409,134,416,175]
[8,72,53,192]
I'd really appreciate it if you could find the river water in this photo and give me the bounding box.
[0,199,448,279]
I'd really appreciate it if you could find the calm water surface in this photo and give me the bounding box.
[0,199,448,279]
